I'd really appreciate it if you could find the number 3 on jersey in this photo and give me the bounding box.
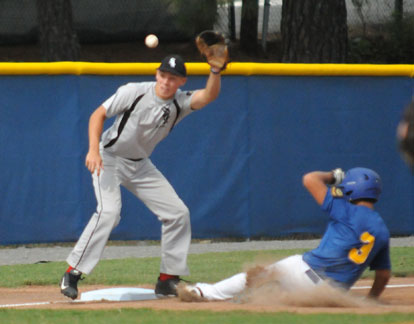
[348,232,375,264]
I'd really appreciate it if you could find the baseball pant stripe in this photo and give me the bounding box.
[73,173,104,271]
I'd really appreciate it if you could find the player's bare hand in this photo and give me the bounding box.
[85,151,103,176]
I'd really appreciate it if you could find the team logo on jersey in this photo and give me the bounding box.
[186,91,193,96]
[159,105,171,128]
[331,186,343,197]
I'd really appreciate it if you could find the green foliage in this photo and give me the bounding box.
[169,0,218,37]
[348,13,414,63]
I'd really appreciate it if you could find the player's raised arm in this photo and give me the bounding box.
[190,70,221,110]
[303,169,344,205]
[85,105,106,176]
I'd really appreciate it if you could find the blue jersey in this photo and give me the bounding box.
[303,188,390,288]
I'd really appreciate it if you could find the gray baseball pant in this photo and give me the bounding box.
[67,151,191,276]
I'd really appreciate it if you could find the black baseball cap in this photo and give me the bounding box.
[158,54,187,77]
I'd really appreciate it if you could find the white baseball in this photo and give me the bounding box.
[145,34,159,48]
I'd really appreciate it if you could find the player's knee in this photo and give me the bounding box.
[181,203,190,218]
[97,198,121,214]
[112,214,121,228]
[160,201,190,228]
[98,202,122,224]
[174,204,190,226]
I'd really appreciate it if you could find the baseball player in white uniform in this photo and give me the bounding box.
[60,54,223,299]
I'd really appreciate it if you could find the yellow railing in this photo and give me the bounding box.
[0,62,414,77]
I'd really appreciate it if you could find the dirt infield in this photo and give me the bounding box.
[0,277,413,314]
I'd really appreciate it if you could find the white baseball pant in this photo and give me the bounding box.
[67,150,191,275]
[195,255,322,301]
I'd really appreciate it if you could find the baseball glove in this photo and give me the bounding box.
[195,30,229,71]
[397,101,414,168]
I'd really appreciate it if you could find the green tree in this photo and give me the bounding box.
[171,0,217,37]
[240,0,259,54]
[36,0,79,61]
[281,0,348,63]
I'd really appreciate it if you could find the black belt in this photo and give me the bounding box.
[127,157,143,162]
[305,269,323,284]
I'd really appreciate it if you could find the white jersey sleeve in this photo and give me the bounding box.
[102,83,152,118]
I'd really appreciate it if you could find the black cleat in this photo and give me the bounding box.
[60,269,82,300]
[155,277,181,297]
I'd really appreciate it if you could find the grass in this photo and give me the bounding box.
[0,247,413,287]
[0,249,306,287]
[0,309,414,324]
[0,247,414,323]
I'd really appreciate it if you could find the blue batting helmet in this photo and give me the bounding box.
[338,167,382,202]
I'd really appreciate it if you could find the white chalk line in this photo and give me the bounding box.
[0,301,50,308]
[0,300,82,308]
[0,283,413,308]
[1,301,52,308]
[351,283,414,290]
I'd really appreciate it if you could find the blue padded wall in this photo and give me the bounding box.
[0,74,413,244]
